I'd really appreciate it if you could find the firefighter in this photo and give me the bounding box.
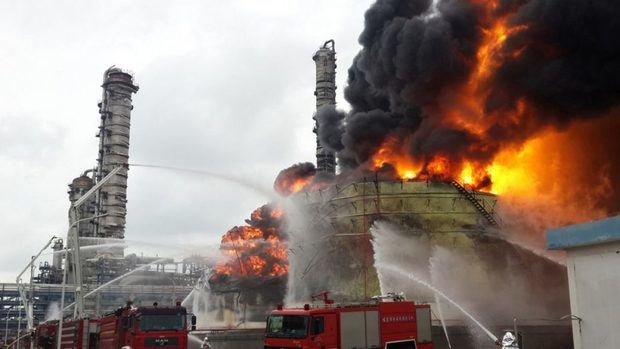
[495,331,519,349]
[201,335,212,349]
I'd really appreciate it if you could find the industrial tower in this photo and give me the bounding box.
[95,67,139,241]
[313,40,337,175]
[66,67,139,285]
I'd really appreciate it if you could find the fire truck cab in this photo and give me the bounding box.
[264,293,433,349]
[97,302,193,349]
[33,302,195,349]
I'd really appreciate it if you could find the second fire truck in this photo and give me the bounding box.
[264,293,434,349]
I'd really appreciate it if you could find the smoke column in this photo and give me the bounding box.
[317,0,620,216]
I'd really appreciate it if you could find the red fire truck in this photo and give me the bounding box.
[264,293,434,349]
[33,302,195,349]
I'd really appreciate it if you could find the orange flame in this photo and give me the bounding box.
[274,176,313,195]
[372,135,421,180]
[269,207,284,219]
[212,205,288,280]
[368,2,532,193]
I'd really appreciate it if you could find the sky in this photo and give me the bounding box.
[0,0,374,282]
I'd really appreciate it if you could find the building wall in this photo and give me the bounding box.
[566,241,620,349]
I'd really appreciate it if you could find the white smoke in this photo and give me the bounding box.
[45,302,61,321]
[280,195,335,305]
[370,220,569,326]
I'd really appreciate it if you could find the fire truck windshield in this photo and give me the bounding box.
[138,314,184,332]
[266,315,309,339]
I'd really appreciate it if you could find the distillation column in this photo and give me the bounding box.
[66,174,97,284]
[96,68,139,242]
[313,40,337,175]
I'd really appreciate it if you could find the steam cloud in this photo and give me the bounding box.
[44,302,61,321]
[371,221,570,325]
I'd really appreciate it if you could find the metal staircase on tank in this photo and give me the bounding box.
[449,179,498,226]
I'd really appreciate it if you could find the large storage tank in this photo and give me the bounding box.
[290,178,498,301]
[288,177,569,336]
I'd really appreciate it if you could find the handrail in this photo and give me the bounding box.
[448,180,498,226]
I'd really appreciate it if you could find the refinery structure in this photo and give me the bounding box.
[1,69,206,344]
[313,40,337,175]
[283,41,573,349]
[4,0,620,348]
[286,39,504,301]
[2,29,616,349]
[197,39,573,348]
[2,41,574,349]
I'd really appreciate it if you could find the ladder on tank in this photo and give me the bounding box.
[449,179,498,226]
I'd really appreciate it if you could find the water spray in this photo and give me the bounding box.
[129,163,277,200]
[63,257,170,312]
[44,243,128,256]
[430,254,452,348]
[379,263,499,343]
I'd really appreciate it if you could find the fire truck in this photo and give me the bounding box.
[33,302,195,349]
[264,293,433,349]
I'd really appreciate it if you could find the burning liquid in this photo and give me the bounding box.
[305,0,620,234]
[210,204,288,282]
[378,263,498,343]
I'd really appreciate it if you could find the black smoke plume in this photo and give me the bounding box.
[316,0,620,211]
[316,105,346,153]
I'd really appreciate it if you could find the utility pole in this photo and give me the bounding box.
[71,207,84,319]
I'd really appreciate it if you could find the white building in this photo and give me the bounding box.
[546,215,620,349]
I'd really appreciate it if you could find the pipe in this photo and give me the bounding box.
[73,166,122,208]
[56,250,68,349]
[15,306,21,349]
[81,168,95,177]
[15,236,57,345]
[16,237,57,284]
[56,212,107,349]
[322,39,335,51]
[28,258,35,349]
[4,308,12,346]
[7,331,31,349]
